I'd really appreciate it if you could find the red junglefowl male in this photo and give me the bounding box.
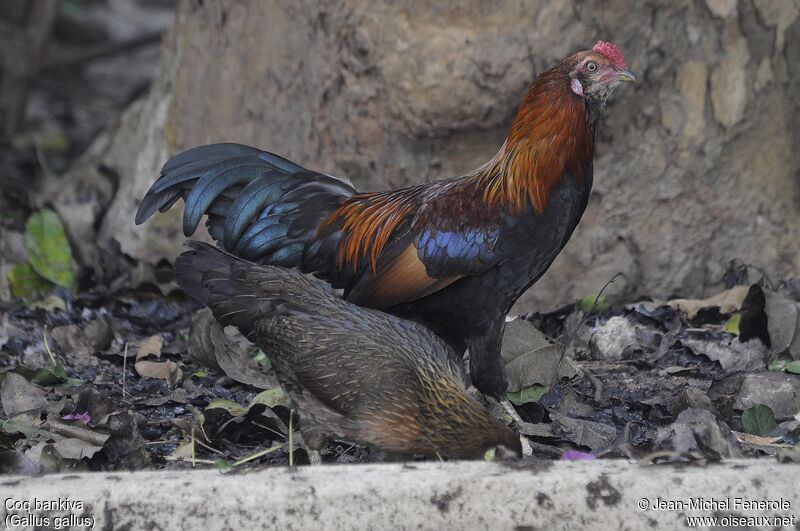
[137,41,635,418]
[174,242,522,462]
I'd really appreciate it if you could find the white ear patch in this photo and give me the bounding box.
[571,78,584,96]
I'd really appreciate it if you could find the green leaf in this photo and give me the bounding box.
[8,365,82,387]
[579,293,610,314]
[723,313,741,335]
[214,459,232,470]
[741,404,779,436]
[191,369,210,378]
[507,384,548,406]
[251,349,272,370]
[205,398,248,417]
[25,210,76,292]
[8,263,54,300]
[784,360,800,375]
[0,418,54,442]
[250,387,287,409]
[769,355,795,372]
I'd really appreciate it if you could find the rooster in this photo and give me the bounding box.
[137,41,635,417]
[174,242,522,461]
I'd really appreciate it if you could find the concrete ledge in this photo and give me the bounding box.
[1,460,798,530]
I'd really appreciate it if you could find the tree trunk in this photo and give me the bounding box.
[62,0,800,311]
[0,0,59,140]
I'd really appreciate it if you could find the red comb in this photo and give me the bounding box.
[593,41,626,69]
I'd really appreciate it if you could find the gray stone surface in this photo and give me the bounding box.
[1,460,798,530]
[734,371,800,420]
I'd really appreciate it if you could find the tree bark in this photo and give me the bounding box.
[0,0,59,140]
[63,0,800,311]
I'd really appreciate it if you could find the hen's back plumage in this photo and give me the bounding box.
[174,242,521,459]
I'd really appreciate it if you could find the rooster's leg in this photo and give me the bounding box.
[499,398,524,425]
[307,449,322,465]
[482,396,532,455]
[484,395,524,425]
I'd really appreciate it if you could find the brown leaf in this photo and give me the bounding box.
[52,438,104,460]
[134,359,183,385]
[501,319,578,392]
[551,413,617,451]
[45,415,110,447]
[732,431,784,446]
[52,320,114,357]
[667,285,750,319]
[133,335,182,385]
[762,289,800,358]
[1,373,48,417]
[135,334,164,361]
[189,309,277,389]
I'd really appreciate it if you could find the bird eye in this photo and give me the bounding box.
[585,61,598,73]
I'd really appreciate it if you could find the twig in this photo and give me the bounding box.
[583,368,604,404]
[122,343,128,400]
[195,438,224,455]
[288,410,294,467]
[232,444,282,467]
[104,383,134,406]
[250,421,286,440]
[34,139,54,180]
[339,443,357,457]
[43,327,56,367]
[164,456,217,465]
[550,272,624,390]
[191,426,196,468]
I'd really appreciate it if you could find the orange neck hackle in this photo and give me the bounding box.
[321,54,599,273]
[472,56,596,215]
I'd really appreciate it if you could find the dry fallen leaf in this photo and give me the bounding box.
[1,373,48,417]
[52,438,105,460]
[667,285,750,319]
[52,320,114,358]
[135,335,164,361]
[189,309,277,389]
[501,319,578,392]
[762,289,800,358]
[732,431,784,446]
[134,335,183,385]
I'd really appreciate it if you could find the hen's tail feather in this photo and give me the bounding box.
[137,143,356,281]
[174,242,338,339]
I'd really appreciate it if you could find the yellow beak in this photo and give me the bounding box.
[616,68,637,83]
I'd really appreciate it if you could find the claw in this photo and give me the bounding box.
[520,434,533,456]
[499,398,524,425]
[484,395,525,426]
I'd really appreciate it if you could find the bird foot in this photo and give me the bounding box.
[307,449,322,465]
[483,396,525,426]
[520,434,533,457]
[499,398,524,425]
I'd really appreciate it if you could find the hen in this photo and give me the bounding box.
[137,41,635,411]
[174,242,522,461]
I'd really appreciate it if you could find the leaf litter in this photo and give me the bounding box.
[1,259,799,472]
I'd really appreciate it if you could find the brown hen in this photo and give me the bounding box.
[175,242,521,460]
